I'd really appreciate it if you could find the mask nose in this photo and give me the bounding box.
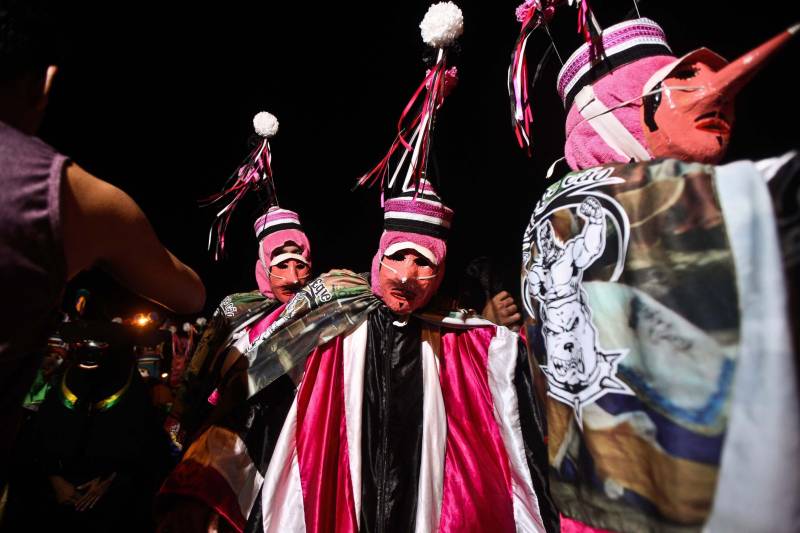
[285,264,301,284]
[701,24,798,105]
[395,259,418,285]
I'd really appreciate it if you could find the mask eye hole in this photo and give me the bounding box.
[643,82,663,132]
[671,66,699,80]
[270,260,308,276]
[414,257,433,268]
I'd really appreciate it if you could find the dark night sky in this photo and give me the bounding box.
[41,1,800,320]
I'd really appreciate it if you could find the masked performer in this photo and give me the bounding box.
[157,113,313,532]
[509,3,799,532]
[230,4,558,532]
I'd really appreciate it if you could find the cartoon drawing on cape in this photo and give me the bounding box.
[526,196,632,424]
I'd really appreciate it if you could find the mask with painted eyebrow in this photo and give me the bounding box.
[379,259,438,282]
[574,83,707,131]
[261,244,312,303]
[268,261,311,281]
[642,26,798,163]
[377,252,441,314]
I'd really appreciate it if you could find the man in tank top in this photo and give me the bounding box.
[0,0,206,484]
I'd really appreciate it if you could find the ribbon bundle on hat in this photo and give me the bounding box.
[508,0,558,154]
[203,111,280,260]
[508,0,603,155]
[356,2,462,300]
[357,1,462,197]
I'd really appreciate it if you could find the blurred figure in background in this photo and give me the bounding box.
[20,335,66,413]
[4,321,174,532]
[458,256,523,331]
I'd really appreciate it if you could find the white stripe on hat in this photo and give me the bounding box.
[557,18,671,103]
[560,35,671,104]
[384,211,452,229]
[256,217,302,233]
[392,196,446,207]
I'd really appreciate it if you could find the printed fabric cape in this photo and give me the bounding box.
[169,290,278,443]
[520,158,799,533]
[159,304,288,530]
[159,278,361,530]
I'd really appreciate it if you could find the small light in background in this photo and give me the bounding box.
[134,313,151,327]
[161,372,169,379]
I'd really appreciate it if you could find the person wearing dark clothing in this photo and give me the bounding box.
[4,326,173,532]
[0,0,205,479]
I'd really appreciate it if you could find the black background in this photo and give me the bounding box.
[41,0,800,320]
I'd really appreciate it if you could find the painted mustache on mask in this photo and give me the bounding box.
[385,281,422,301]
[268,272,308,282]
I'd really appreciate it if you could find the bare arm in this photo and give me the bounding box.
[62,163,206,314]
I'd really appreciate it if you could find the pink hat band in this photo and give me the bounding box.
[253,207,303,241]
[557,17,672,110]
[383,197,454,240]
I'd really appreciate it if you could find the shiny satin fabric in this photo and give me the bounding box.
[360,307,424,533]
[289,321,544,533]
[512,337,561,533]
[295,333,359,533]
[243,271,555,532]
[204,304,289,436]
[438,326,518,532]
[176,291,277,441]
[160,427,259,530]
[159,300,294,533]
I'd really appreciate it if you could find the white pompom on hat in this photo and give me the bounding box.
[420,2,464,48]
[253,111,279,138]
[207,110,282,259]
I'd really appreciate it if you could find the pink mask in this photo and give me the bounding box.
[254,229,312,301]
[264,255,311,304]
[642,26,798,163]
[377,250,442,314]
[370,230,447,313]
